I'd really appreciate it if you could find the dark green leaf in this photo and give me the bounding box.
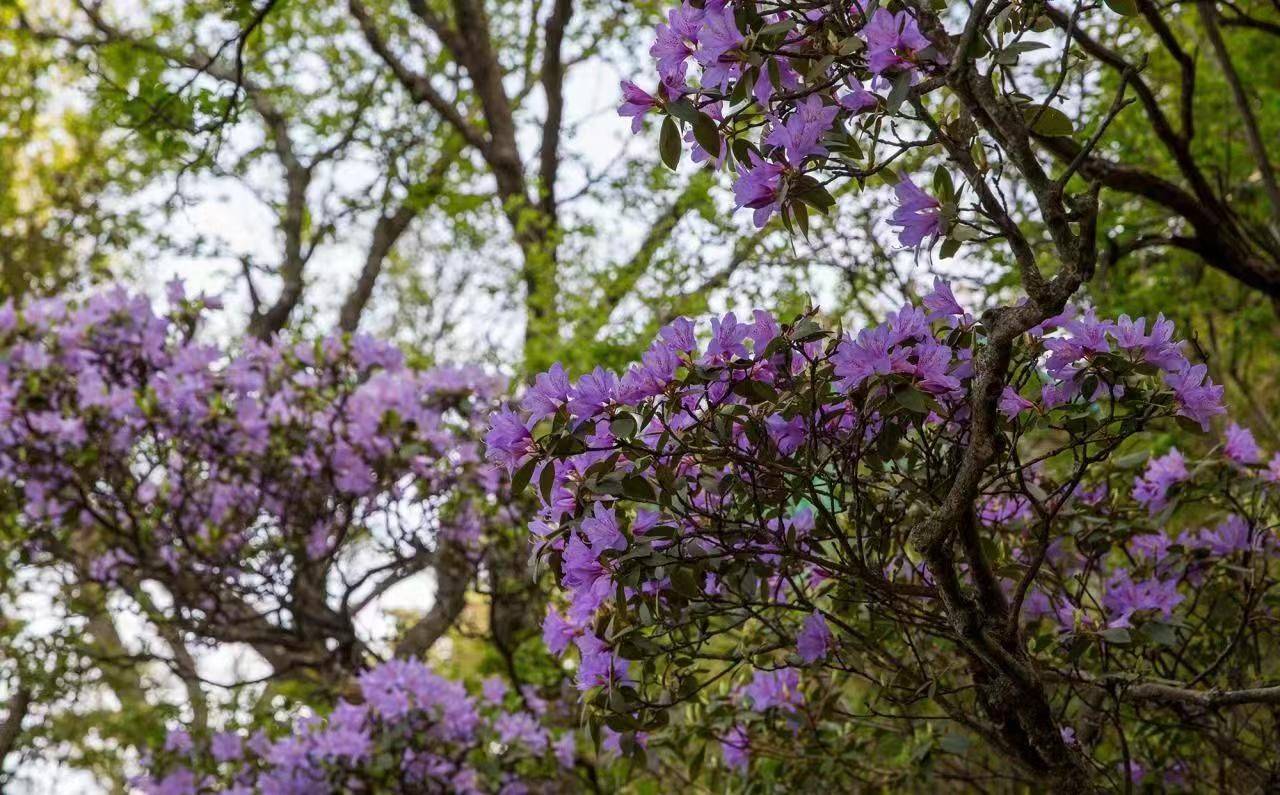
[660,116,682,170]
[691,111,721,158]
[510,458,536,495]
[1023,104,1074,137]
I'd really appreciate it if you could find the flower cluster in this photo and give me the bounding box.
[620,0,956,243]
[136,659,582,794]
[490,283,1264,782]
[0,284,509,659]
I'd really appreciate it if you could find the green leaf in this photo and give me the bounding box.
[1099,627,1132,645]
[893,386,930,414]
[1139,621,1179,648]
[885,71,912,114]
[611,413,638,439]
[691,111,721,158]
[791,200,810,237]
[510,458,537,496]
[1103,0,1140,15]
[1024,104,1074,137]
[660,116,682,170]
[791,174,836,212]
[932,165,955,202]
[665,98,699,124]
[670,567,701,598]
[539,460,557,504]
[939,733,972,754]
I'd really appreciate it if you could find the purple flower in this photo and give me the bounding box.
[619,343,679,402]
[903,341,960,395]
[838,77,878,112]
[748,309,780,354]
[1192,514,1259,556]
[561,535,614,622]
[720,725,750,771]
[733,153,786,228]
[1132,448,1188,514]
[752,55,800,105]
[575,633,631,691]
[742,668,803,712]
[542,608,579,656]
[600,728,648,758]
[705,312,750,362]
[209,731,243,763]
[485,408,535,470]
[695,0,745,90]
[796,611,833,663]
[581,502,626,552]
[889,177,942,248]
[978,494,1031,526]
[1128,532,1173,563]
[495,712,549,755]
[921,277,970,324]
[523,362,572,421]
[659,316,698,354]
[832,325,898,392]
[1142,314,1185,370]
[554,733,577,769]
[163,729,193,754]
[618,81,661,133]
[1102,570,1184,628]
[1164,362,1225,430]
[567,367,619,419]
[861,8,932,75]
[1223,423,1261,465]
[650,3,701,86]
[998,386,1035,418]
[766,413,806,455]
[1121,760,1146,785]
[764,95,838,165]
[482,676,509,705]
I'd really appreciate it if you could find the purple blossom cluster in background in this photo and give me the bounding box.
[137,658,580,794]
[0,285,510,660]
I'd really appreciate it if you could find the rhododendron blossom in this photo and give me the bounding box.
[138,659,585,793]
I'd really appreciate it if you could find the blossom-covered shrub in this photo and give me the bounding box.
[137,658,584,794]
[0,284,511,672]
[495,285,1280,789]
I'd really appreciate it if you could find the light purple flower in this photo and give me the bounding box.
[567,367,619,419]
[861,8,932,75]
[485,408,534,470]
[766,413,806,455]
[921,277,966,320]
[482,676,509,705]
[1164,362,1225,430]
[838,77,878,112]
[1223,423,1261,465]
[764,95,838,165]
[523,362,572,421]
[650,3,702,85]
[998,386,1035,418]
[721,725,750,771]
[733,153,786,228]
[695,0,746,91]
[1192,514,1259,556]
[1132,448,1188,514]
[796,611,833,663]
[889,177,942,248]
[742,668,803,712]
[618,81,661,133]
